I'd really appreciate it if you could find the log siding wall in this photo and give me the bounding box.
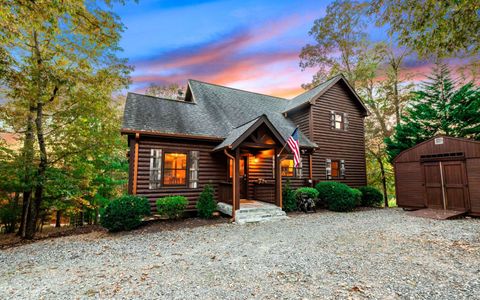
[129,135,226,211]
[288,81,367,188]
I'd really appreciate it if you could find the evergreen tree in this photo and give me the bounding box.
[386,64,480,161]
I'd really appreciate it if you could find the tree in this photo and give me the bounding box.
[368,0,480,58]
[145,83,186,100]
[355,43,412,207]
[299,0,369,89]
[0,1,130,239]
[386,63,480,161]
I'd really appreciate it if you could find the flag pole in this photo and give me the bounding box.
[277,126,298,157]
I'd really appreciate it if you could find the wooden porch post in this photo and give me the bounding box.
[234,147,241,211]
[275,147,283,208]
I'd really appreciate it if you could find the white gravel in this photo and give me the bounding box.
[0,208,479,299]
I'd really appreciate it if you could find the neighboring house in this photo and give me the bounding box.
[122,74,369,214]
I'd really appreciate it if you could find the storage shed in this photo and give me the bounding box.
[394,136,480,216]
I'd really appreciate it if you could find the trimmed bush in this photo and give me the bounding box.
[196,185,217,218]
[156,196,188,219]
[282,180,296,212]
[358,186,384,207]
[100,195,151,232]
[315,181,356,212]
[294,187,319,202]
[351,188,363,206]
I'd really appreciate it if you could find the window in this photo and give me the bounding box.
[281,159,294,177]
[163,152,187,185]
[330,111,349,131]
[229,158,245,178]
[326,159,345,179]
[150,150,199,189]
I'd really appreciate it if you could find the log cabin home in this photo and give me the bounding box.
[122,74,369,219]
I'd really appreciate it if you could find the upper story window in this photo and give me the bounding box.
[330,111,349,131]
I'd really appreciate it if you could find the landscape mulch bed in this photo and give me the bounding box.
[0,225,105,250]
[1,216,229,250]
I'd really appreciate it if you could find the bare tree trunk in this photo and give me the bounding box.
[55,210,61,228]
[18,106,35,238]
[376,156,388,208]
[25,101,48,239]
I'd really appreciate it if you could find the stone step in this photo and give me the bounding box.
[235,214,288,224]
[235,207,287,224]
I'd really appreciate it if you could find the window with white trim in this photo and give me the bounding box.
[330,111,349,131]
[326,159,345,180]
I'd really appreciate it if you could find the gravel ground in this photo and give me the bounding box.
[0,208,479,300]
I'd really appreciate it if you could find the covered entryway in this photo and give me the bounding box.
[213,115,290,223]
[394,136,480,217]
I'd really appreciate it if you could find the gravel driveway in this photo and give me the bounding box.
[1,209,479,299]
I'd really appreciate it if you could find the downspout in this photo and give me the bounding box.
[224,148,236,221]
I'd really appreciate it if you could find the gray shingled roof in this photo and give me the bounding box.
[122,79,327,149]
[284,75,341,112]
[213,117,261,151]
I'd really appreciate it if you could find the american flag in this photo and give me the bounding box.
[287,127,301,167]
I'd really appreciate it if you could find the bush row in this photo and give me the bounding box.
[283,181,383,213]
[101,185,217,232]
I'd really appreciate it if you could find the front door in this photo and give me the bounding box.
[239,156,248,199]
[423,161,468,211]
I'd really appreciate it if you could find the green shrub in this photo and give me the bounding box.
[358,186,384,207]
[196,185,217,218]
[294,187,319,202]
[0,201,20,234]
[351,188,363,206]
[315,181,356,212]
[282,180,296,212]
[156,196,188,219]
[100,195,151,232]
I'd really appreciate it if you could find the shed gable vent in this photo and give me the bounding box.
[434,137,444,145]
[420,152,464,161]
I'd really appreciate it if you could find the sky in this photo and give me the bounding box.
[113,0,468,99]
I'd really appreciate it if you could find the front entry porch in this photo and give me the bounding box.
[213,115,289,223]
[217,199,287,224]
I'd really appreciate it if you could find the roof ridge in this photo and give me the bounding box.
[188,79,287,101]
[128,92,195,104]
[291,74,343,99]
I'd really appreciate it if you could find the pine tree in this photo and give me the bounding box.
[386,63,480,161]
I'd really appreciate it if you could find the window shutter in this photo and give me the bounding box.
[272,156,275,178]
[295,159,303,178]
[330,111,335,129]
[189,151,199,188]
[326,158,332,180]
[343,113,349,131]
[149,149,162,189]
[340,159,345,178]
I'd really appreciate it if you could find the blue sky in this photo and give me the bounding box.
[113,0,369,97]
